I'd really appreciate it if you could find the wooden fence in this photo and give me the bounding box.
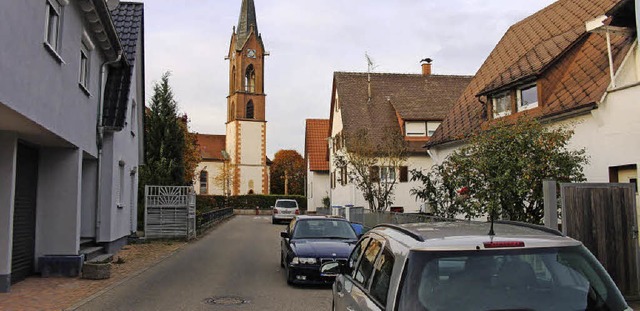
[561,183,639,298]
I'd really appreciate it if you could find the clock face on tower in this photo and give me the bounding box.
[247,49,256,58]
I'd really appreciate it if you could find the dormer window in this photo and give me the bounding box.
[517,84,538,111]
[492,92,512,119]
[405,121,441,137]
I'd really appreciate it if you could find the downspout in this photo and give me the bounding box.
[95,52,122,241]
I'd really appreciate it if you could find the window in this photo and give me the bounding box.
[406,121,426,137]
[199,170,208,194]
[246,100,254,119]
[229,102,235,121]
[380,166,396,183]
[370,249,395,305]
[399,166,408,183]
[331,171,336,189]
[245,65,255,93]
[79,42,90,91]
[348,238,370,274]
[370,166,380,183]
[427,121,441,137]
[492,92,512,118]
[45,0,62,51]
[354,239,382,285]
[517,84,538,111]
[232,66,236,92]
[130,100,137,135]
[118,161,125,208]
[340,166,347,186]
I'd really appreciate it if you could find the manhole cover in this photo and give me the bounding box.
[203,296,250,306]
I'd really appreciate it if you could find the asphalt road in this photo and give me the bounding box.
[74,216,332,311]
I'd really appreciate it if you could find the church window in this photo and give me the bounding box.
[245,64,255,93]
[246,100,254,119]
[229,102,236,121]
[199,170,208,194]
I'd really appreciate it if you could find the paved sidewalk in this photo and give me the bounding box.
[0,241,186,311]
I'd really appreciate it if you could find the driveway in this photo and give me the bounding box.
[73,216,332,310]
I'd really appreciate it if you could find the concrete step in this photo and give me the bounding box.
[80,246,104,261]
[80,238,94,247]
[86,253,113,264]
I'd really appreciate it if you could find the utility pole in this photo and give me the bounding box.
[284,170,289,195]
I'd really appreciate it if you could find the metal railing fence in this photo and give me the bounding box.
[197,208,234,232]
[145,186,196,240]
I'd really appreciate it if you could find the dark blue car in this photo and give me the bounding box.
[280,216,358,285]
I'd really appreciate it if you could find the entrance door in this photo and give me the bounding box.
[11,144,38,284]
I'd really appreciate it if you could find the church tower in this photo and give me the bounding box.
[226,0,269,195]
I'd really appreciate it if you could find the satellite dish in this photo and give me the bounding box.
[106,0,120,10]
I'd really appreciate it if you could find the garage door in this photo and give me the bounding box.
[11,144,38,284]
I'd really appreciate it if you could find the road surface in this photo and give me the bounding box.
[75,216,332,311]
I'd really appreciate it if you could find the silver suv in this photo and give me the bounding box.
[271,199,300,224]
[322,220,630,311]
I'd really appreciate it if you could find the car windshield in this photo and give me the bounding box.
[275,200,297,208]
[398,245,627,311]
[292,220,357,240]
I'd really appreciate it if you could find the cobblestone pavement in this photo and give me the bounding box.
[0,241,186,311]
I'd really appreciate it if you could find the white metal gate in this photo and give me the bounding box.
[144,186,196,239]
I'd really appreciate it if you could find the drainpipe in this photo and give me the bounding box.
[95,52,122,241]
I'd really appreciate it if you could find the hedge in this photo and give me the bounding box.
[197,195,307,214]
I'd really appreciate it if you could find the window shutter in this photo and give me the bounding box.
[370,166,380,182]
[399,166,408,182]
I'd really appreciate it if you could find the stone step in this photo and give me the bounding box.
[86,253,113,264]
[79,246,104,261]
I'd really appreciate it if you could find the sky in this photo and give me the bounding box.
[142,0,557,158]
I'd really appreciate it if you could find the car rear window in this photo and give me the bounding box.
[275,200,298,208]
[398,246,627,311]
[292,220,357,240]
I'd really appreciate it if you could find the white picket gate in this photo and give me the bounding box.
[144,186,196,239]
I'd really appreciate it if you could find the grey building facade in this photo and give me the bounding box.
[0,0,144,292]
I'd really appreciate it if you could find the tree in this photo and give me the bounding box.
[334,128,408,212]
[139,72,189,187]
[179,114,200,184]
[411,117,588,224]
[270,150,305,195]
[213,155,233,196]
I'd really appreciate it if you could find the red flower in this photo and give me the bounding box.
[457,186,469,195]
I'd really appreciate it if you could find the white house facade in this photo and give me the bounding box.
[0,0,144,291]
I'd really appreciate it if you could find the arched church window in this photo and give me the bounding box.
[245,65,255,93]
[229,102,236,121]
[199,170,208,194]
[246,100,254,119]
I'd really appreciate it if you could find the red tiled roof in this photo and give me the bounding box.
[305,119,330,171]
[195,134,226,161]
[429,0,634,146]
[331,72,471,152]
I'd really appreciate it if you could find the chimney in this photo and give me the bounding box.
[421,58,433,76]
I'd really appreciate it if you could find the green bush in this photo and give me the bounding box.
[196,194,307,213]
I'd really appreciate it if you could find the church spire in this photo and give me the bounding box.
[236,0,258,50]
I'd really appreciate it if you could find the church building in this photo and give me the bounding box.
[194,0,270,196]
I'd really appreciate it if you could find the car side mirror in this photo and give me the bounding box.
[280,231,289,238]
[320,261,342,276]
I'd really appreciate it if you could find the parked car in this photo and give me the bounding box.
[272,199,300,224]
[322,220,630,311]
[280,216,359,285]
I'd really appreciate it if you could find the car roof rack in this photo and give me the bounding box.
[494,220,564,236]
[373,224,425,242]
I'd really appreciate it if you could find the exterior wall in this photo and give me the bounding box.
[307,169,330,212]
[239,121,263,165]
[0,1,108,157]
[35,148,83,265]
[194,161,225,195]
[80,158,98,238]
[224,120,267,195]
[0,133,17,291]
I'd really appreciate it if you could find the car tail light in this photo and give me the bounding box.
[483,241,525,248]
[295,209,300,215]
[273,209,278,214]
